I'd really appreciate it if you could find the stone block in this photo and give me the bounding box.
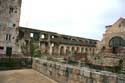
[83,70,90,78]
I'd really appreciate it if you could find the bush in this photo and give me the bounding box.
[33,50,42,57]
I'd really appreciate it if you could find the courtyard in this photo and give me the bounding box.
[0,69,57,83]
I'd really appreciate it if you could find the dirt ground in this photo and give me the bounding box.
[0,69,57,83]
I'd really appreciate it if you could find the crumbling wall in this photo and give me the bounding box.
[0,0,22,56]
[18,27,97,57]
[32,58,125,83]
[94,18,125,72]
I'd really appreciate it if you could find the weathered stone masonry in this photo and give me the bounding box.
[0,0,125,83]
[0,0,22,56]
[95,18,125,72]
[18,27,97,56]
[32,58,125,83]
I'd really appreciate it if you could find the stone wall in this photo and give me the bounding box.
[94,18,125,71]
[18,27,97,56]
[0,0,22,55]
[32,58,125,83]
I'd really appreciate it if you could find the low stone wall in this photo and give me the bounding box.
[0,57,32,70]
[32,58,125,83]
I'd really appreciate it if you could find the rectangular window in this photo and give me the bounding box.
[6,34,11,41]
[6,47,12,56]
[9,34,11,40]
[9,7,14,13]
[6,34,8,40]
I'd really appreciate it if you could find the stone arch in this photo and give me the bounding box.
[109,36,125,54]
[81,47,84,53]
[60,46,64,55]
[76,47,80,53]
[71,47,75,54]
[85,48,88,53]
[66,47,70,55]
[109,36,125,47]
[89,48,91,52]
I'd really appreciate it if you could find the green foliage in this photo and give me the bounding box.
[33,49,42,57]
[115,59,123,73]
[30,43,35,56]
[67,60,78,65]
[30,43,42,57]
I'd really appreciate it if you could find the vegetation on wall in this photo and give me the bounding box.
[30,42,42,57]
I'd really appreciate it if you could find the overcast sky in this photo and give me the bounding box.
[19,0,125,40]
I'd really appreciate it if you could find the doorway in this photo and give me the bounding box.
[6,47,12,57]
[112,47,117,54]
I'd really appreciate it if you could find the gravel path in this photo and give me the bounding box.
[0,69,57,83]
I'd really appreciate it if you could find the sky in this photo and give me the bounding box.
[19,0,125,40]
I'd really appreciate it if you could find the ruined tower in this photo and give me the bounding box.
[0,0,22,56]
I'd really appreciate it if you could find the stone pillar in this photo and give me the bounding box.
[53,44,59,55]
[57,44,60,55]
[49,43,53,55]
[81,47,84,53]
[63,46,67,55]
[78,47,81,53]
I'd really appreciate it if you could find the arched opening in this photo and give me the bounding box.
[85,48,88,53]
[60,46,64,55]
[81,48,84,53]
[101,46,105,52]
[109,36,125,54]
[89,48,91,52]
[71,47,75,54]
[76,47,79,53]
[66,47,70,55]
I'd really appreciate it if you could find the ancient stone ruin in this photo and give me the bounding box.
[0,0,125,83]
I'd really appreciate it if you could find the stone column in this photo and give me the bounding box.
[58,46,61,56]
[63,46,67,55]
[49,43,53,55]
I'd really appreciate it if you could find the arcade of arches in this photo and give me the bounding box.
[51,45,96,56]
[18,27,97,56]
